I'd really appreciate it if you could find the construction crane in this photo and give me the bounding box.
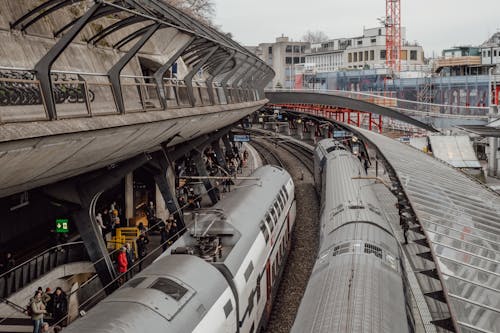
[385,0,401,73]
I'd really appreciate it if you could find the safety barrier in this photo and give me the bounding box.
[0,69,262,123]
[0,242,88,299]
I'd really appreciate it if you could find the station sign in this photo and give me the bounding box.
[333,131,351,138]
[56,218,69,233]
[399,136,411,144]
[233,134,251,142]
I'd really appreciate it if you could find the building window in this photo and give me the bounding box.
[348,53,352,62]
[364,51,368,61]
[371,38,376,43]
[370,50,375,60]
[380,50,386,60]
[293,57,300,64]
[301,45,306,53]
[378,29,382,36]
[354,53,358,62]
[285,45,292,52]
[410,50,417,60]
[300,57,305,63]
[401,50,407,60]
[285,57,292,64]
[268,46,272,54]
[293,45,300,53]
[359,52,363,61]
[488,50,491,57]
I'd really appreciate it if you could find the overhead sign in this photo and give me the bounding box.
[233,134,251,142]
[333,131,351,138]
[56,219,69,233]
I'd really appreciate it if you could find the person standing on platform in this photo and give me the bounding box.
[50,287,67,327]
[30,291,47,333]
[117,247,128,285]
[125,243,134,275]
[402,220,410,244]
[136,234,149,272]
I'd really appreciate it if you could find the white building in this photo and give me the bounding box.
[248,36,310,89]
[305,27,425,73]
[480,32,500,69]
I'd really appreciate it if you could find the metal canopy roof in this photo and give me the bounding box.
[358,128,500,333]
[455,125,500,138]
[429,136,482,169]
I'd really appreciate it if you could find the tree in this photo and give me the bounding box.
[302,30,329,44]
[164,0,215,22]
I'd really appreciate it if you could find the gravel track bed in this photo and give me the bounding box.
[253,139,319,333]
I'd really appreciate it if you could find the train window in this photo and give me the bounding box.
[244,261,254,282]
[256,275,262,301]
[260,222,270,242]
[149,278,188,301]
[332,242,351,256]
[277,194,284,210]
[125,277,147,288]
[223,300,233,318]
[274,201,281,216]
[266,214,274,233]
[271,207,278,224]
[248,291,254,314]
[281,185,289,200]
[364,243,383,259]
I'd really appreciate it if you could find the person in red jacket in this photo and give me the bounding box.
[117,247,128,285]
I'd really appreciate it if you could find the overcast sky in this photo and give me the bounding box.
[214,0,500,57]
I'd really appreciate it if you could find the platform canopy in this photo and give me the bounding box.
[358,128,500,333]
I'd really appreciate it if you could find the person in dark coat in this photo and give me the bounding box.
[50,287,67,327]
[136,234,149,272]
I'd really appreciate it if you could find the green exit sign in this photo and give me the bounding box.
[56,219,69,233]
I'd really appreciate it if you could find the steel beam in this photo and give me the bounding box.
[34,2,104,120]
[153,36,197,108]
[183,46,219,106]
[108,23,160,114]
[193,151,218,205]
[205,51,235,104]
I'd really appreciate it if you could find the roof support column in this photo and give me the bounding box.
[153,36,197,109]
[73,153,152,289]
[192,150,218,205]
[220,56,248,103]
[153,153,185,229]
[184,46,219,107]
[206,51,236,105]
[34,2,104,120]
[108,23,161,114]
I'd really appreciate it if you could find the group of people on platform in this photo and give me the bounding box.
[28,286,66,333]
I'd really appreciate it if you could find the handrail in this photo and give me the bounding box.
[0,297,26,314]
[0,241,84,279]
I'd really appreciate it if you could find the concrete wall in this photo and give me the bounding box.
[0,100,267,198]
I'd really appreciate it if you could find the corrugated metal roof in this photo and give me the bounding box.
[357,128,500,333]
[455,125,500,138]
[429,136,481,168]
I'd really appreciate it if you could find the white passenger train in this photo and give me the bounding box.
[65,165,296,333]
[291,139,410,333]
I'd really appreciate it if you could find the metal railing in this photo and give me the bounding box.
[0,242,89,299]
[0,68,262,124]
[267,88,491,120]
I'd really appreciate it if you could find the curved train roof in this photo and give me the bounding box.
[64,255,228,333]
[167,165,292,277]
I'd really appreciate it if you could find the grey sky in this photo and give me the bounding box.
[214,0,500,57]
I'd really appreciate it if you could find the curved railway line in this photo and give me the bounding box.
[248,131,320,333]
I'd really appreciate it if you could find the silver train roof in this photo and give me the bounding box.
[357,128,500,333]
[167,165,292,277]
[64,255,228,333]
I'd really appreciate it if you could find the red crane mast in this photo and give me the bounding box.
[385,0,401,72]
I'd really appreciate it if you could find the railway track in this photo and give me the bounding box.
[245,129,319,333]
